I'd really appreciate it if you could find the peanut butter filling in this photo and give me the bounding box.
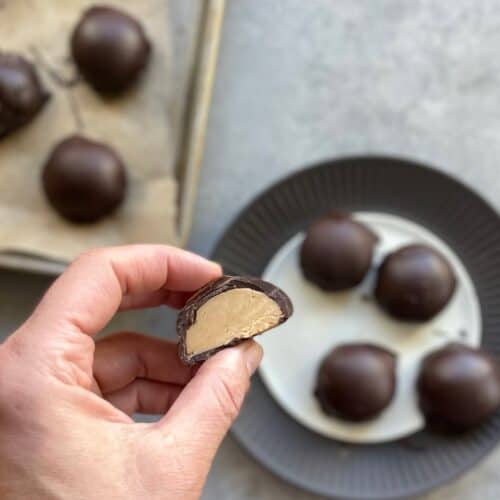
[186,288,283,355]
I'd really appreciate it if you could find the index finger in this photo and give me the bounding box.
[28,245,221,336]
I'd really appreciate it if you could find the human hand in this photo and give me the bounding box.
[0,245,263,500]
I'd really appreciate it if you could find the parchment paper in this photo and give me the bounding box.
[0,0,179,262]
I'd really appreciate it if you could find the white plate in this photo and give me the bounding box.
[259,212,481,444]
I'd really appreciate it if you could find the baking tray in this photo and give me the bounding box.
[0,0,225,275]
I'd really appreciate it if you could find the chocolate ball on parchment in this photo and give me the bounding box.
[315,343,396,421]
[375,244,456,322]
[71,6,151,94]
[300,212,377,291]
[42,135,127,223]
[0,53,49,138]
[417,343,500,432]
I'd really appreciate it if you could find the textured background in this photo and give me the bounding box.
[2,0,500,498]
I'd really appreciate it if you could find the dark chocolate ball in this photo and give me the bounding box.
[417,343,500,432]
[42,135,127,223]
[315,344,396,421]
[71,6,151,94]
[375,244,456,321]
[0,53,49,138]
[300,212,377,291]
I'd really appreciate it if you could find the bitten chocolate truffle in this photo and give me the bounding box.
[71,6,151,94]
[417,343,500,431]
[375,244,456,321]
[177,276,293,365]
[42,135,127,223]
[315,344,396,421]
[300,212,377,291]
[0,53,49,138]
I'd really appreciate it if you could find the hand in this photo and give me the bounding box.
[0,245,263,500]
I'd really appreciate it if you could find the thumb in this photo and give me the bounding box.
[158,341,263,464]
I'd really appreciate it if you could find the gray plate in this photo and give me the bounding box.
[212,156,500,500]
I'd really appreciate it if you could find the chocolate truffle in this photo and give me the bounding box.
[42,135,127,223]
[71,6,151,94]
[0,53,49,138]
[315,344,396,421]
[417,343,500,431]
[375,244,456,321]
[300,212,377,291]
[177,276,293,365]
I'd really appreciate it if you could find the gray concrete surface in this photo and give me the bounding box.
[2,0,500,498]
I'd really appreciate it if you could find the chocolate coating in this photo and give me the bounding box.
[300,212,377,291]
[375,244,456,321]
[315,344,396,421]
[177,275,293,365]
[42,135,127,223]
[417,343,500,431]
[0,53,49,138]
[71,6,151,94]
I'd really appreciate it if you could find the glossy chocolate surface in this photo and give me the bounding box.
[71,6,151,94]
[375,244,456,321]
[417,343,500,431]
[300,212,377,291]
[42,135,127,223]
[0,53,49,138]
[315,343,396,421]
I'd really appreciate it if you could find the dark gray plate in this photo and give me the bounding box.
[212,156,500,500]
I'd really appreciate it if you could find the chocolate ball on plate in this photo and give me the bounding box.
[0,53,49,138]
[375,244,456,321]
[315,343,396,421]
[42,135,127,223]
[71,6,151,94]
[300,212,377,291]
[417,343,500,432]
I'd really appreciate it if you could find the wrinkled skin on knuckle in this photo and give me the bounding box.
[10,321,95,390]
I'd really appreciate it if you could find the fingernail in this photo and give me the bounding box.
[243,342,263,376]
